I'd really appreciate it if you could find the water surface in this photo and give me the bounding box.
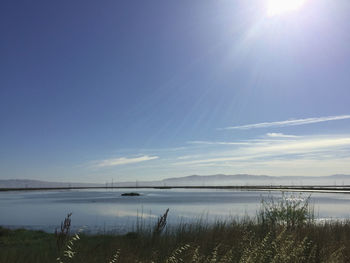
[1,188,350,233]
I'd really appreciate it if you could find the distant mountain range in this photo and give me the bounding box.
[159,174,350,186]
[1,174,350,188]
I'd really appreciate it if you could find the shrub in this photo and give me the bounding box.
[257,193,313,229]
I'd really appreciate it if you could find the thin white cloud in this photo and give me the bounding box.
[188,140,253,146]
[220,115,350,130]
[177,154,202,160]
[266,133,299,138]
[173,136,350,166]
[93,155,159,168]
[187,139,291,147]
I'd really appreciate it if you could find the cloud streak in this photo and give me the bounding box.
[220,115,350,130]
[93,155,159,168]
[188,140,253,146]
[266,133,299,138]
[173,136,350,166]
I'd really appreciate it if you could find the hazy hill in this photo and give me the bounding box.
[1,174,350,188]
[163,174,269,184]
[159,174,350,186]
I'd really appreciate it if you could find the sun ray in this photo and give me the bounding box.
[267,0,306,16]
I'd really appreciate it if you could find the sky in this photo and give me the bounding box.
[1,0,350,183]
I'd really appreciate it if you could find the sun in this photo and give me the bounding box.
[267,0,306,17]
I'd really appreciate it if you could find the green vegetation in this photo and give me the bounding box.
[1,194,350,262]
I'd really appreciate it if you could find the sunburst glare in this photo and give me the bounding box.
[267,0,306,17]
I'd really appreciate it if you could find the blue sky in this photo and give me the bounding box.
[1,0,350,183]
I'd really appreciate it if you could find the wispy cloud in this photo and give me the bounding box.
[187,140,253,146]
[187,139,291,147]
[266,133,299,138]
[174,136,350,166]
[220,115,350,130]
[85,134,350,179]
[93,155,159,168]
[177,154,202,160]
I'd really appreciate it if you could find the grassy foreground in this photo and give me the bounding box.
[1,194,350,262]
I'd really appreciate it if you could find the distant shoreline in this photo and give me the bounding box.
[2,185,350,194]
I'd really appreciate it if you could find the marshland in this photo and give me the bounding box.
[2,190,350,262]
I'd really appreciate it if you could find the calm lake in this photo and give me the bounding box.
[1,188,350,233]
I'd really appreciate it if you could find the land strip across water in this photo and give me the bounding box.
[1,185,350,193]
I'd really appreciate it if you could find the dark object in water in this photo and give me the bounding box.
[121,192,140,196]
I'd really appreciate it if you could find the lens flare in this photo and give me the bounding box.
[267,0,306,16]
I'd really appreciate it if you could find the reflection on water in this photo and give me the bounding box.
[1,188,350,233]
